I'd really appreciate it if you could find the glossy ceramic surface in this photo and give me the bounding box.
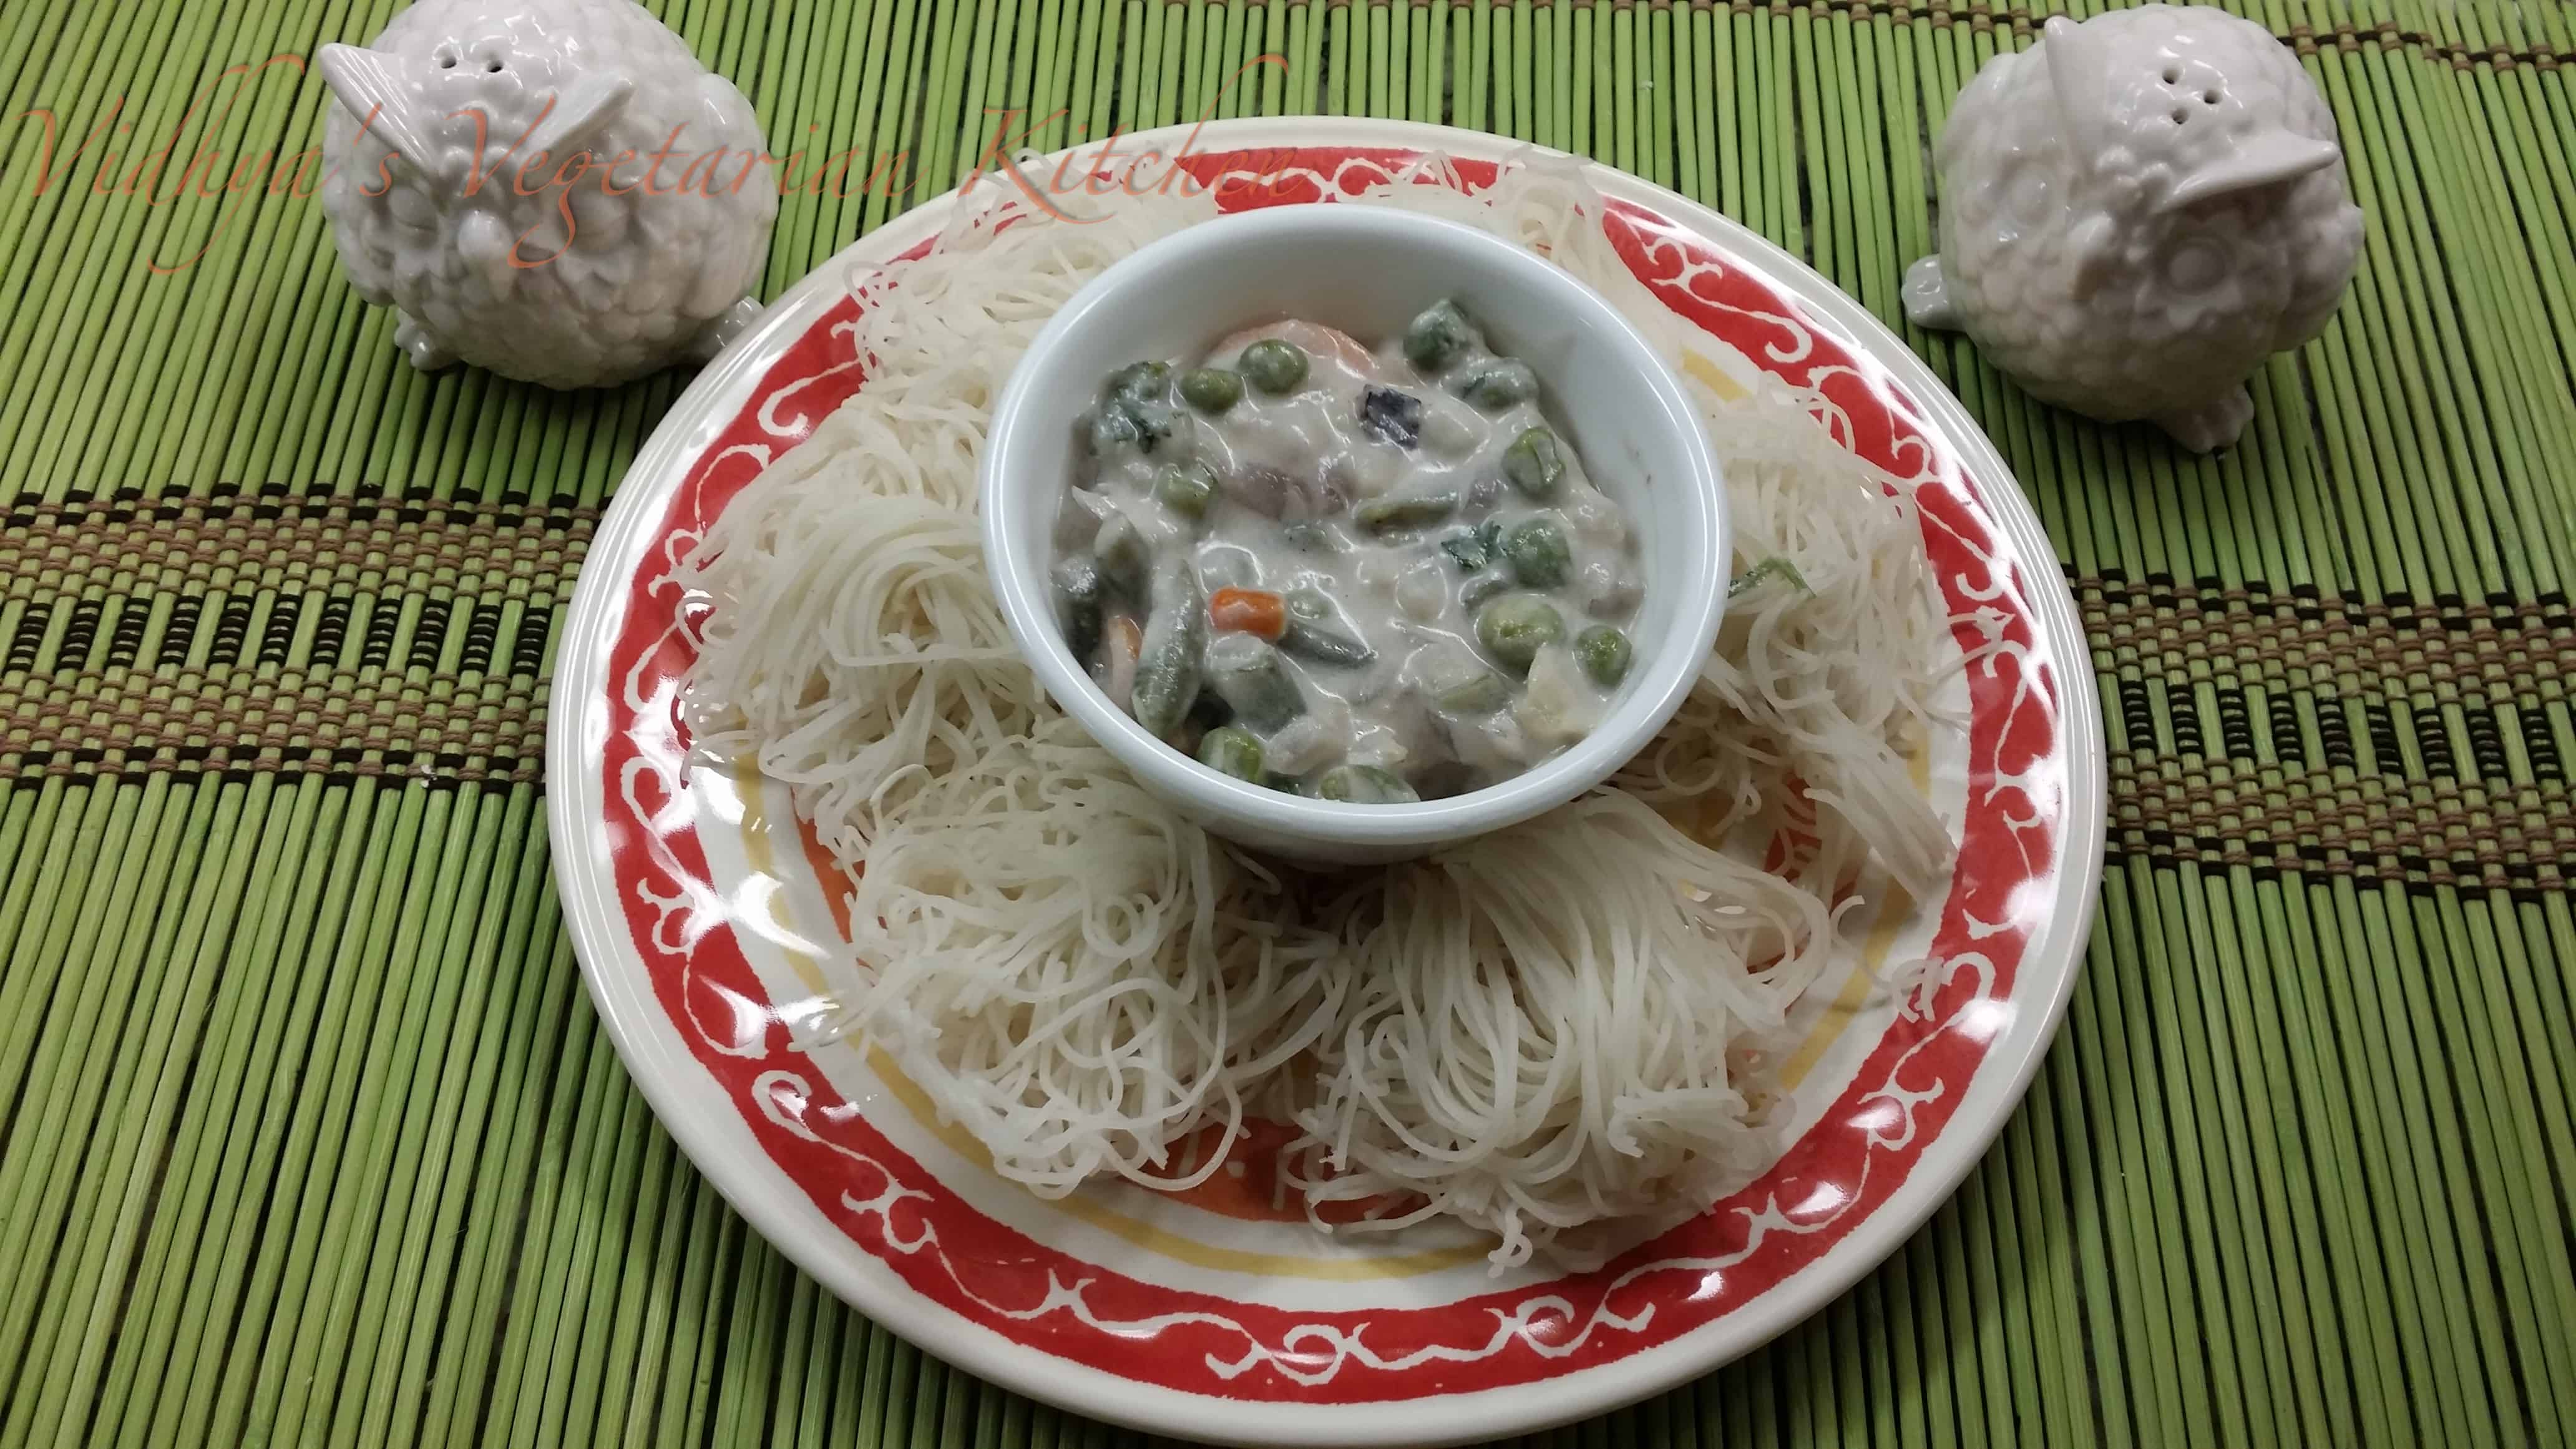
[547,119,2107,1447]
[1903,2,2363,452]
[981,203,1730,864]
[316,0,776,389]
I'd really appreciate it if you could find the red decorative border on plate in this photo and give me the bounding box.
[598,150,2064,1400]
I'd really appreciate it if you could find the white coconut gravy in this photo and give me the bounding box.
[1048,300,1646,803]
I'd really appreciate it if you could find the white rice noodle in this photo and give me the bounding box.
[1609,375,1954,907]
[1287,791,1832,1267]
[676,151,1956,1266]
[806,717,1347,1193]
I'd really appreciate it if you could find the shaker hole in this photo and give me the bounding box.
[2162,65,2181,83]
[2203,89,2221,104]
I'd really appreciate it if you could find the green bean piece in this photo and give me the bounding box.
[1276,588,1374,668]
[1237,339,1309,394]
[1203,633,1307,731]
[1197,726,1266,781]
[1315,764,1422,804]
[1354,490,1460,534]
[1180,367,1244,414]
[1188,688,1234,729]
[1461,574,1510,609]
[1574,625,1633,687]
[1501,427,1564,499]
[1402,298,1478,374]
[1475,594,1565,674]
[1454,358,1538,411]
[1053,558,1106,663]
[1131,563,1207,738]
[1156,461,1219,518]
[1729,556,1812,598]
[1093,514,1151,595]
[1503,518,1573,587]
[1281,622,1375,669]
[1435,673,1512,715]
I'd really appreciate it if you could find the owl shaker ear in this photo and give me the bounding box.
[316,44,441,174]
[2162,130,2341,209]
[2041,15,2116,166]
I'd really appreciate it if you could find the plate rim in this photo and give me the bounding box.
[545,116,2108,1447]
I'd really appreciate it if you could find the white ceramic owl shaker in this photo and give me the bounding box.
[1903,4,2364,452]
[316,0,778,389]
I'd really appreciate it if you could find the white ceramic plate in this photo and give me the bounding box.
[547,119,2105,1448]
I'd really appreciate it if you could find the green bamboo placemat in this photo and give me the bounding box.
[1,0,2570,1444]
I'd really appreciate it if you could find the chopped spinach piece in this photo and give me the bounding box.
[1440,520,1504,572]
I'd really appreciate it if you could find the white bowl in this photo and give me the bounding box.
[981,204,1729,864]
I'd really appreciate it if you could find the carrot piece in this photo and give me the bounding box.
[1207,587,1288,642]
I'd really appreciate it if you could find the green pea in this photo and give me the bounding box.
[1454,358,1538,411]
[1179,367,1244,414]
[1237,339,1309,394]
[1156,461,1219,518]
[1503,517,1573,588]
[1434,673,1511,715]
[1475,594,1564,674]
[1315,764,1421,804]
[1402,299,1478,374]
[1354,490,1460,534]
[1574,625,1633,687]
[1197,726,1265,781]
[1502,427,1564,499]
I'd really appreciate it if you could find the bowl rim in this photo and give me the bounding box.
[979,202,1730,851]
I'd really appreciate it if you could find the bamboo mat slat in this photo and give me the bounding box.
[0,1,2570,1445]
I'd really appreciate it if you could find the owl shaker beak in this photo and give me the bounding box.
[2162,131,2341,210]
[521,72,638,163]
